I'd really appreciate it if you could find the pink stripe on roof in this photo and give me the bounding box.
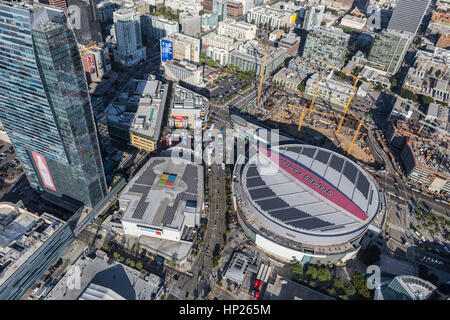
[257,146,368,221]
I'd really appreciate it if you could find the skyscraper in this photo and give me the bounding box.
[67,0,103,45]
[303,4,324,30]
[387,0,431,35]
[0,2,107,208]
[113,8,146,65]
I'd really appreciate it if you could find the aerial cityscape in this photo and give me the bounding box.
[0,0,449,306]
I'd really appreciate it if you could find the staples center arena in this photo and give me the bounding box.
[232,144,382,265]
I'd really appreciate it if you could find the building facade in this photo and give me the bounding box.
[365,30,413,76]
[0,203,75,300]
[141,15,180,43]
[0,2,107,208]
[303,27,350,67]
[164,60,203,85]
[66,0,102,45]
[218,18,256,41]
[229,40,287,77]
[113,9,146,66]
[162,33,201,63]
[387,0,431,35]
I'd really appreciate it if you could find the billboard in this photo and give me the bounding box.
[93,49,104,78]
[87,54,98,82]
[161,39,173,62]
[103,47,111,72]
[31,151,56,191]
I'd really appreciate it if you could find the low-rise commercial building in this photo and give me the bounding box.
[278,33,300,55]
[169,85,209,129]
[246,4,298,30]
[106,78,168,152]
[0,203,74,299]
[287,56,316,77]
[80,44,112,84]
[273,67,304,91]
[229,40,287,78]
[218,18,256,41]
[388,97,417,121]
[305,72,354,106]
[201,32,235,51]
[340,14,367,30]
[119,148,203,248]
[164,60,204,86]
[426,103,450,134]
[162,33,201,63]
[401,135,450,194]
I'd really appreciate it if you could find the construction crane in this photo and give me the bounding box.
[296,61,323,132]
[306,62,323,119]
[255,36,270,105]
[348,117,365,154]
[288,104,369,146]
[291,104,367,154]
[318,60,373,133]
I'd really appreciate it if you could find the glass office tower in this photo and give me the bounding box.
[0,2,107,208]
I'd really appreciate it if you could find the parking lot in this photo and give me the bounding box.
[209,76,251,104]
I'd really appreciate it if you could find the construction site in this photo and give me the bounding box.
[251,55,377,164]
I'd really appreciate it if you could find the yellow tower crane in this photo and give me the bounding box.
[290,104,367,155]
[254,36,270,105]
[348,117,365,154]
[318,60,373,133]
[297,62,323,132]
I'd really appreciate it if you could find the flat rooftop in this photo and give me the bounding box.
[264,275,335,300]
[120,148,203,231]
[0,203,64,288]
[106,79,168,140]
[172,85,209,113]
[47,252,161,300]
[407,134,449,178]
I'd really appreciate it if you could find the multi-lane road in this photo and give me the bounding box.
[169,113,231,299]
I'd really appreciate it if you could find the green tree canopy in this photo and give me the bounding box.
[343,282,356,296]
[317,268,331,282]
[292,262,304,275]
[306,265,318,279]
[334,278,345,289]
[351,272,371,299]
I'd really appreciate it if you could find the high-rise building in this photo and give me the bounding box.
[180,12,201,37]
[387,0,431,35]
[113,8,146,65]
[67,0,102,45]
[0,2,107,208]
[213,0,227,22]
[302,27,350,67]
[140,15,179,43]
[366,29,413,75]
[303,4,324,30]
